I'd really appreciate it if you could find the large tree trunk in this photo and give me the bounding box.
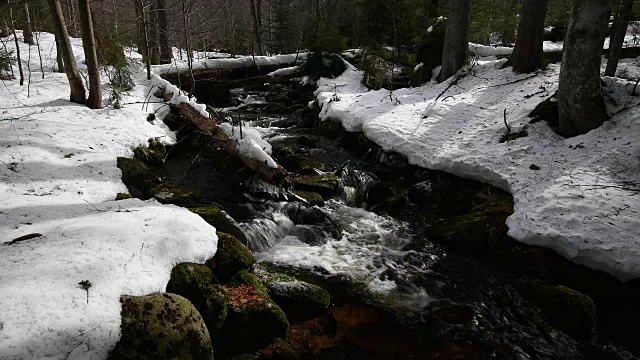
[249,0,264,55]
[511,0,548,73]
[23,2,34,45]
[149,0,160,65]
[133,0,148,62]
[54,32,65,73]
[558,0,610,137]
[604,0,635,77]
[78,0,101,109]
[156,0,171,64]
[47,0,86,104]
[66,0,77,37]
[438,0,470,82]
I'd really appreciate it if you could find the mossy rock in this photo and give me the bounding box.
[379,194,409,214]
[108,293,213,360]
[293,175,340,197]
[257,339,301,360]
[266,280,330,321]
[427,192,513,253]
[228,270,269,294]
[516,277,597,339]
[291,190,325,207]
[216,279,289,358]
[210,233,255,284]
[117,157,158,198]
[166,262,213,301]
[190,206,247,245]
[318,120,345,139]
[152,185,206,206]
[133,139,166,167]
[272,145,297,159]
[115,193,132,200]
[199,284,230,333]
[278,156,326,174]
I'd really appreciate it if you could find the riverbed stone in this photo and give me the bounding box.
[209,233,254,284]
[291,190,324,206]
[199,284,230,333]
[108,293,213,360]
[151,185,206,206]
[516,277,597,339]
[267,281,330,321]
[278,156,326,174]
[189,206,247,245]
[166,262,213,301]
[293,174,340,196]
[283,203,327,225]
[408,181,433,206]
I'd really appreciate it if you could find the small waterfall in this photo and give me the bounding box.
[337,165,376,208]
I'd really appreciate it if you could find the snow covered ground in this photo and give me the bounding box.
[315,58,640,281]
[0,32,218,359]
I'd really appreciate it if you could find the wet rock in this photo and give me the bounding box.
[108,293,213,360]
[162,112,182,131]
[425,300,474,324]
[516,277,597,339]
[318,120,345,139]
[152,185,206,206]
[216,271,289,358]
[166,262,213,301]
[283,203,327,225]
[299,53,347,79]
[365,181,393,209]
[258,339,301,360]
[198,284,230,333]
[209,233,255,284]
[278,156,325,174]
[269,118,299,128]
[377,151,409,169]
[293,174,340,197]
[266,92,294,105]
[296,136,316,148]
[267,281,331,321]
[339,132,373,155]
[291,190,325,207]
[408,181,433,206]
[190,206,248,245]
[380,194,409,213]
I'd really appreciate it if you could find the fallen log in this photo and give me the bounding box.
[157,85,294,189]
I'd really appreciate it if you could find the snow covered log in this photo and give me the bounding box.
[156,85,294,189]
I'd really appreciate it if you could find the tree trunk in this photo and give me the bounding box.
[47,0,86,104]
[149,0,160,65]
[511,0,548,73]
[604,0,634,76]
[439,0,470,82]
[54,32,65,73]
[9,8,24,86]
[250,0,264,55]
[156,0,171,64]
[501,0,517,46]
[67,0,77,37]
[23,2,34,45]
[78,0,101,109]
[133,0,148,62]
[558,0,610,137]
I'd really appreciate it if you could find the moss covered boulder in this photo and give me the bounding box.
[293,175,340,197]
[209,233,254,284]
[516,277,597,339]
[117,157,157,198]
[291,190,324,207]
[166,262,213,301]
[267,281,330,321]
[133,138,166,167]
[216,272,290,358]
[152,185,206,206]
[199,284,230,333]
[108,293,213,360]
[190,206,248,245]
[278,156,326,174]
[257,339,301,360]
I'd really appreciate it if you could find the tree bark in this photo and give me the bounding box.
[438,0,470,82]
[54,32,65,73]
[511,0,548,73]
[149,0,160,65]
[9,11,24,86]
[47,0,86,104]
[67,0,77,37]
[156,0,171,64]
[249,0,264,55]
[78,0,101,109]
[23,2,34,45]
[558,0,610,137]
[604,0,635,76]
[133,0,148,62]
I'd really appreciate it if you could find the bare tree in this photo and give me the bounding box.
[54,32,65,73]
[439,0,470,82]
[157,0,171,64]
[67,0,78,37]
[604,0,635,77]
[149,0,160,64]
[78,0,101,109]
[23,1,34,45]
[8,4,24,85]
[510,0,548,73]
[47,0,86,104]
[134,0,149,63]
[249,0,264,55]
[558,0,610,137]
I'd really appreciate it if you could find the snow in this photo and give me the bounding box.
[315,57,640,281]
[154,53,306,74]
[268,65,300,77]
[1,32,218,359]
[219,122,277,168]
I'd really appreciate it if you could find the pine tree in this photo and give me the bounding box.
[439,0,470,82]
[510,0,548,73]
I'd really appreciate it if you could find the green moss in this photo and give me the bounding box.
[117,157,158,198]
[516,277,597,339]
[278,156,326,173]
[291,190,325,207]
[64,153,74,158]
[211,233,255,284]
[228,270,268,294]
[108,293,213,360]
[267,280,330,321]
[190,206,247,245]
[115,193,132,200]
[117,157,150,180]
[133,139,165,167]
[258,339,301,360]
[293,175,340,196]
[380,194,409,213]
[152,185,206,206]
[199,284,230,333]
[166,263,213,301]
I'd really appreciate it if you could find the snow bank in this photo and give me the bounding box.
[0,32,218,359]
[219,122,277,168]
[316,58,640,281]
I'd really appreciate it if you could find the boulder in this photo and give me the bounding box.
[166,262,213,301]
[407,181,433,206]
[117,157,157,198]
[516,277,597,339]
[293,175,340,197]
[152,185,206,206]
[267,281,330,321]
[257,339,301,360]
[133,139,166,167]
[291,190,325,207]
[278,156,326,174]
[283,203,327,225]
[199,284,230,333]
[189,206,248,245]
[365,181,393,208]
[209,233,255,284]
[108,293,213,360]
